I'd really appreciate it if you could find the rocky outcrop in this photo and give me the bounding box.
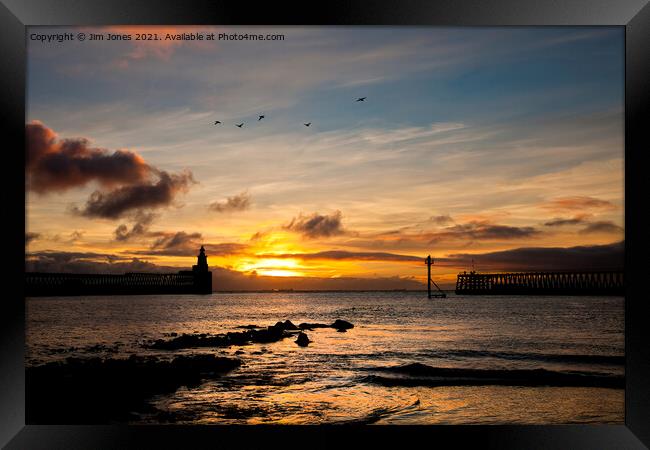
[146,326,292,350]
[298,319,355,331]
[26,354,241,423]
[146,319,353,350]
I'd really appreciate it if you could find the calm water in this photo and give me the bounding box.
[26,292,624,424]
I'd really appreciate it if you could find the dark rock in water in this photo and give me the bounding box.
[282,320,299,330]
[298,322,330,330]
[298,320,354,331]
[331,319,354,330]
[26,354,241,424]
[234,350,245,355]
[296,332,310,347]
[272,320,299,331]
[146,326,292,350]
[336,328,347,333]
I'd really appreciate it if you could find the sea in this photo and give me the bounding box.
[25,292,624,424]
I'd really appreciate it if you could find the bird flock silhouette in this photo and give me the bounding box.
[213,97,367,128]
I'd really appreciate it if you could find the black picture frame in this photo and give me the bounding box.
[2,0,649,448]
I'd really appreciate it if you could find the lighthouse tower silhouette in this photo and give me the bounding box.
[192,245,212,294]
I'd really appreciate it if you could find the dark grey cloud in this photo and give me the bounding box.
[544,216,589,227]
[27,122,196,220]
[340,220,544,253]
[430,215,454,226]
[151,231,203,251]
[255,250,422,262]
[209,191,251,213]
[26,121,152,193]
[440,241,624,272]
[285,210,346,239]
[26,250,176,274]
[26,232,40,245]
[73,170,195,219]
[131,242,249,257]
[579,221,624,234]
[428,221,540,243]
[114,212,158,241]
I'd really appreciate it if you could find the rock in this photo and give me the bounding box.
[297,322,330,330]
[282,320,299,330]
[234,350,245,355]
[336,328,347,333]
[331,319,354,331]
[272,320,299,331]
[295,332,310,347]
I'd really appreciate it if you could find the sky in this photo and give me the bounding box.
[25,26,625,289]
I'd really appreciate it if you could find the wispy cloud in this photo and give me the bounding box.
[540,196,616,213]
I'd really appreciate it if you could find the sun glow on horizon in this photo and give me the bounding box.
[237,257,306,277]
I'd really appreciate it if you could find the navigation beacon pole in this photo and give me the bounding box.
[426,255,432,299]
[425,255,446,299]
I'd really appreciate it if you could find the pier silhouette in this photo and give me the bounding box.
[25,246,212,296]
[455,270,624,295]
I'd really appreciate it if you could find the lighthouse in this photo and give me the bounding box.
[192,245,212,294]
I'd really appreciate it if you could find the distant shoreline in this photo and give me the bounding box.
[211,289,435,293]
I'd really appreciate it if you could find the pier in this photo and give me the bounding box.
[25,246,212,297]
[455,270,624,296]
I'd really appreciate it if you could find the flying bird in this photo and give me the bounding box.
[236,123,244,128]
[356,97,366,102]
[258,115,265,121]
[304,122,311,127]
[214,120,221,125]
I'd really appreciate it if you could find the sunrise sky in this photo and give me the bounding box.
[25,26,624,289]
